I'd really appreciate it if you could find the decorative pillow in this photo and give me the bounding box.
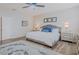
[41,27,52,32]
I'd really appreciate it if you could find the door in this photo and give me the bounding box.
[0,16,2,44]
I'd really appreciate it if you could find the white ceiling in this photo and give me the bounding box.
[0,3,79,16]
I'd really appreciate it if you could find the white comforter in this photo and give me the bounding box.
[26,31,60,46]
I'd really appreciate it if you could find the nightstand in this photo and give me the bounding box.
[61,32,76,43]
[32,30,39,31]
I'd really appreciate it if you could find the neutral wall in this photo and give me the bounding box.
[1,6,79,40]
[1,11,33,40]
[32,6,79,33]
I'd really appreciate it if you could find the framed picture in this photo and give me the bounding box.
[44,17,57,23]
[22,20,28,27]
[48,18,51,22]
[51,17,57,22]
[44,18,48,23]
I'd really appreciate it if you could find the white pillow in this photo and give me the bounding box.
[52,28,59,33]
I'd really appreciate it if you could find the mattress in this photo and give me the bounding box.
[26,31,60,46]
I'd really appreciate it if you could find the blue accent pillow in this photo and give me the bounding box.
[41,27,52,32]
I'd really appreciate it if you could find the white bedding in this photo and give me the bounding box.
[26,31,60,46]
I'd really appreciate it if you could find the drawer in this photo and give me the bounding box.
[61,32,74,41]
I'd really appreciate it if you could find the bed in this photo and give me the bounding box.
[26,25,61,47]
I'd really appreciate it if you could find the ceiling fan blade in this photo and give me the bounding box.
[25,3,33,5]
[32,3,37,5]
[36,5,45,7]
[23,3,45,8]
[22,6,30,8]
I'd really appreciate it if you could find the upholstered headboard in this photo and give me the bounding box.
[41,24,61,33]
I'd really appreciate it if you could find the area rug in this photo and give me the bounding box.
[0,40,61,55]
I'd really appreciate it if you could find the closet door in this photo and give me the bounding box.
[0,16,2,44]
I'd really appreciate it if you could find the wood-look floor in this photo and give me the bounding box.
[0,36,78,55]
[53,41,77,55]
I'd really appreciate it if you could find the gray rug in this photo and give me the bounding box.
[0,40,61,55]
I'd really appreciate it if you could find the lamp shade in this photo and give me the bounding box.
[64,21,69,28]
[33,24,40,30]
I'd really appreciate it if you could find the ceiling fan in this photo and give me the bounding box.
[22,3,45,8]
